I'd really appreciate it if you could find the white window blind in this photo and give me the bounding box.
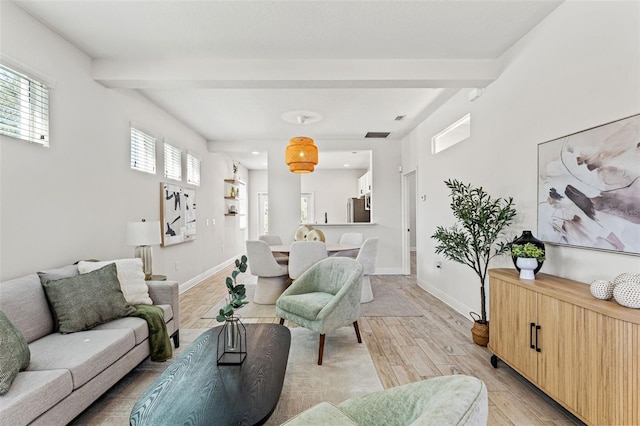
[0,64,49,146]
[164,141,182,181]
[186,152,200,186]
[130,127,156,174]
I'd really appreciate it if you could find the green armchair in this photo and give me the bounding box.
[276,257,363,365]
[281,375,488,425]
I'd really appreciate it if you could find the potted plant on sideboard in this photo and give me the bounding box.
[431,179,517,346]
[511,243,545,280]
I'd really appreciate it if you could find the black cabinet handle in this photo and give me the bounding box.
[530,323,536,349]
[535,325,541,352]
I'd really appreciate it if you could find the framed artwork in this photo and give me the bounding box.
[161,182,197,246]
[537,114,639,255]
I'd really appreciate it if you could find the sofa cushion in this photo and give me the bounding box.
[27,328,135,389]
[42,263,135,333]
[0,311,31,394]
[93,316,148,344]
[37,264,79,281]
[0,369,72,426]
[0,273,54,343]
[78,258,153,305]
[93,304,173,345]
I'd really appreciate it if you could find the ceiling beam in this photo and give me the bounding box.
[92,59,500,89]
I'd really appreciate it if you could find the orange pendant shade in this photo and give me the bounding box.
[285,136,318,173]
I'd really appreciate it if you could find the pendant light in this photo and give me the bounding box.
[285,136,318,173]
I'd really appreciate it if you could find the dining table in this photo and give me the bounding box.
[269,243,361,255]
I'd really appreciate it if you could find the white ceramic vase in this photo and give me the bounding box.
[516,258,538,280]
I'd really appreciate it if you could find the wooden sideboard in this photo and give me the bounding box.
[488,268,639,425]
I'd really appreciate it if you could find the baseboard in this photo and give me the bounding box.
[416,278,474,323]
[373,267,403,275]
[179,255,243,294]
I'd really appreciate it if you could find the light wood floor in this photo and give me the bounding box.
[180,255,580,425]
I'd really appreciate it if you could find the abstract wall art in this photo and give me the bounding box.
[160,182,197,246]
[538,114,639,255]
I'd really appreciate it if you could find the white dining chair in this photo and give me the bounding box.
[288,241,328,280]
[332,232,364,258]
[259,234,282,245]
[245,240,289,304]
[356,237,379,303]
[258,234,289,264]
[340,233,364,245]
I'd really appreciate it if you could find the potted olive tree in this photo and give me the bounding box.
[431,179,517,346]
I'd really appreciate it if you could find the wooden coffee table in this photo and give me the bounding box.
[130,323,291,426]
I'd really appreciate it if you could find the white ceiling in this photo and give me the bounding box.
[12,0,563,169]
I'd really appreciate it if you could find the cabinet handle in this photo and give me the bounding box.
[535,325,541,352]
[529,323,536,349]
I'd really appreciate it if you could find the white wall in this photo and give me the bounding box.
[241,138,403,272]
[318,138,403,272]
[0,2,247,285]
[402,1,640,318]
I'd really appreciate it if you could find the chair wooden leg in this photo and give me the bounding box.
[318,334,325,365]
[279,318,285,325]
[353,321,362,343]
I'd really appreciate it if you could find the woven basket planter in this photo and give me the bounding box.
[470,312,489,346]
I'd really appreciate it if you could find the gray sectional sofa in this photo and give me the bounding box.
[0,264,180,425]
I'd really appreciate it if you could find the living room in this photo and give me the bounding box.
[1,1,639,425]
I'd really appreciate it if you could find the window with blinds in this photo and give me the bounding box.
[130,126,156,174]
[0,64,49,146]
[164,141,182,181]
[187,152,200,186]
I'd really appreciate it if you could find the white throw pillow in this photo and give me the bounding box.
[78,258,153,305]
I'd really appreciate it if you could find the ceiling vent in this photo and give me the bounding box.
[365,132,390,139]
[394,115,406,121]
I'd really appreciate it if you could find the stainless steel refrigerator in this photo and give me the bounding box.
[347,197,370,223]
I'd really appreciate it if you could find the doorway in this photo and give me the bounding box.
[401,169,417,275]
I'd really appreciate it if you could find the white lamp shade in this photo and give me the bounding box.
[126,221,161,246]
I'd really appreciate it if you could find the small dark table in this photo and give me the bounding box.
[130,324,291,426]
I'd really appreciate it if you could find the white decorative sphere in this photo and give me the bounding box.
[613,273,640,285]
[590,280,615,300]
[613,281,640,309]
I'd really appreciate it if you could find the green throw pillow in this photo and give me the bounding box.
[0,310,30,394]
[42,263,135,333]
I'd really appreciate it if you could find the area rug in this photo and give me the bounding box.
[202,277,422,319]
[70,327,382,425]
[266,326,383,425]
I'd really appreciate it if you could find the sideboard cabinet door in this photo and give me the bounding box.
[488,276,537,382]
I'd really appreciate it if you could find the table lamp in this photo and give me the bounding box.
[126,219,161,280]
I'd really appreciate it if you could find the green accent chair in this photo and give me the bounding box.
[281,375,488,425]
[276,257,363,365]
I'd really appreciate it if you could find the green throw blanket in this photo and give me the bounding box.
[129,305,172,362]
